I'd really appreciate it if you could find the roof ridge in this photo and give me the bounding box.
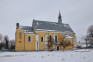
[33,19,57,23]
[20,25,32,27]
[33,19,68,25]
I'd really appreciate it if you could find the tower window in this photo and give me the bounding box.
[41,37,43,42]
[19,32,22,38]
[28,36,31,42]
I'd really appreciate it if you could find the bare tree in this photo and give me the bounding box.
[84,35,89,48]
[59,37,71,51]
[0,33,4,49]
[84,25,93,47]
[47,35,71,51]
[0,33,3,42]
[0,43,3,49]
[48,36,54,49]
[9,40,15,51]
[4,35,9,49]
[87,25,93,35]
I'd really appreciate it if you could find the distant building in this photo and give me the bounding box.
[15,12,76,51]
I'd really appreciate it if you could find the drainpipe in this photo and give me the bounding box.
[48,31,49,51]
[24,32,25,51]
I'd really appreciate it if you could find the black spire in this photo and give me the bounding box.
[58,11,62,24]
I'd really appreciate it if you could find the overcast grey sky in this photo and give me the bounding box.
[0,0,93,41]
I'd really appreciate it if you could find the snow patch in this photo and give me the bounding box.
[63,24,70,28]
[0,49,93,62]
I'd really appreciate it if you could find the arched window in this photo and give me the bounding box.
[41,37,43,42]
[19,32,22,38]
[28,36,31,42]
[50,35,52,42]
[55,35,57,43]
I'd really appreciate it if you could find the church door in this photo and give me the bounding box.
[57,46,59,50]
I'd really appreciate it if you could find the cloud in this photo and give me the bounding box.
[0,0,93,41]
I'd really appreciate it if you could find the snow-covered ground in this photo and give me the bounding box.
[0,49,93,62]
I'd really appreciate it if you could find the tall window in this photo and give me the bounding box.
[50,35,52,42]
[55,36,57,43]
[41,37,43,42]
[28,36,31,42]
[19,32,22,38]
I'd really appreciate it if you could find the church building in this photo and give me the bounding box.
[15,12,76,51]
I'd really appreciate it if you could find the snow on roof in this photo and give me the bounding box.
[37,29,56,31]
[18,25,34,33]
[17,19,75,34]
[33,20,74,33]
[62,34,73,39]
[63,24,70,28]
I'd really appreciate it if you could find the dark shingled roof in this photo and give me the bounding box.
[19,26,34,33]
[33,20,74,33]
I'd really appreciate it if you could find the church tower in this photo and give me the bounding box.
[58,11,62,24]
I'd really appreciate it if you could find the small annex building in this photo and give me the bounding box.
[15,12,76,51]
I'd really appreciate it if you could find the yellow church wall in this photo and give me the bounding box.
[35,31,64,50]
[55,33,75,50]
[60,46,64,50]
[35,31,47,50]
[24,34,36,51]
[15,30,25,51]
[69,33,75,37]
[35,31,75,51]
[35,31,47,51]
[15,30,75,51]
[64,39,74,50]
[47,32,58,50]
